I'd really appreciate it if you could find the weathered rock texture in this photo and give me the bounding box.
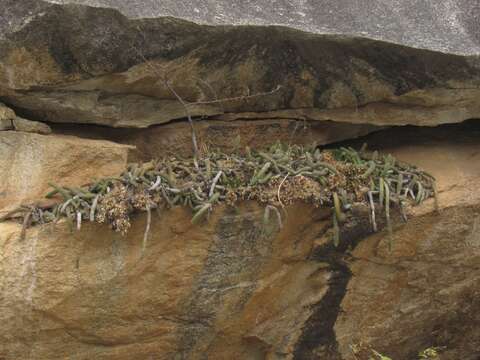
[330,122,480,360]
[1,122,479,359]
[0,102,51,134]
[0,102,16,130]
[0,131,132,213]
[0,0,479,132]
[50,119,382,161]
[1,1,480,359]
[44,0,480,56]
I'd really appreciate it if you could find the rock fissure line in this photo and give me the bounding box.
[3,87,479,130]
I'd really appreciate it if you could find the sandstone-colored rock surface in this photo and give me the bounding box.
[335,205,480,360]
[0,102,15,130]
[1,123,479,359]
[0,102,15,121]
[51,119,382,161]
[1,102,51,134]
[1,2,479,359]
[11,117,52,135]
[0,131,132,213]
[214,90,480,126]
[0,1,479,130]
[0,203,333,359]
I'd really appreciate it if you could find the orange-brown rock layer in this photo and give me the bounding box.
[0,131,132,213]
[1,122,479,359]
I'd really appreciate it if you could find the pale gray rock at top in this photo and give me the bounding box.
[0,0,479,130]
[45,0,480,55]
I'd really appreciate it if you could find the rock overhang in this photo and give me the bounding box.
[0,0,479,131]
[39,0,480,56]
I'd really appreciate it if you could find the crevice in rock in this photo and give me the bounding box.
[2,87,480,129]
[319,117,480,153]
[293,258,350,359]
[39,116,381,162]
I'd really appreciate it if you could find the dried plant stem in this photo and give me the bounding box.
[333,212,340,247]
[368,191,377,232]
[209,171,223,198]
[163,78,199,157]
[142,205,152,255]
[277,174,289,208]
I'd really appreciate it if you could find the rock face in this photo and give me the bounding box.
[44,0,480,55]
[0,0,479,131]
[1,1,480,359]
[0,102,14,130]
[335,206,480,360]
[0,203,332,359]
[50,119,382,161]
[0,102,51,134]
[0,131,132,213]
[1,122,479,359]
[331,122,480,359]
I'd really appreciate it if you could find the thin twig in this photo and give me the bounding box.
[189,85,282,105]
[131,40,281,158]
[163,78,199,157]
[193,76,224,112]
[131,45,200,157]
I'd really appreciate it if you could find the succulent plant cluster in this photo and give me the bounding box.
[1,143,437,246]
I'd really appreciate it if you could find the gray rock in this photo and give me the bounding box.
[1,0,479,130]
[0,0,479,131]
[42,0,480,55]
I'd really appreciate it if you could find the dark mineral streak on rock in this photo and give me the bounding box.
[177,205,273,357]
[2,2,208,76]
[293,260,350,359]
[294,211,382,359]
